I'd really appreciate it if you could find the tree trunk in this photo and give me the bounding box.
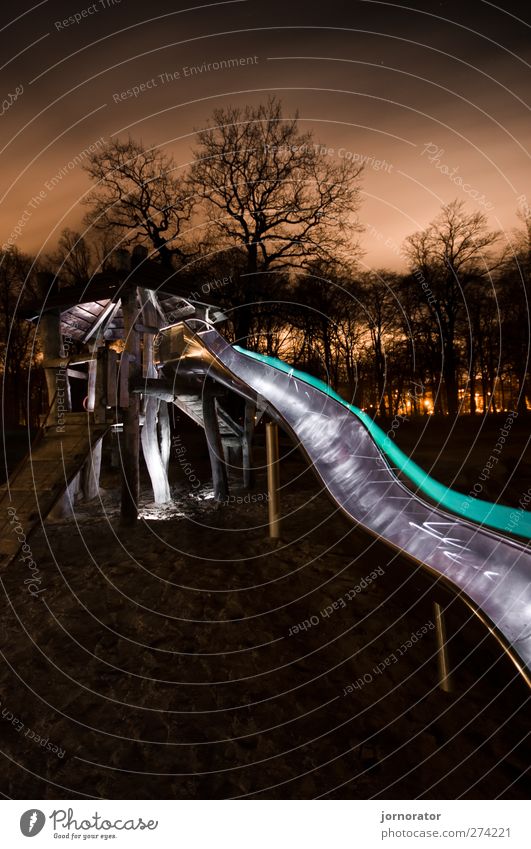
[236,241,259,346]
[235,304,253,347]
[322,319,332,380]
[516,368,529,415]
[152,233,174,270]
[469,370,477,415]
[443,341,458,416]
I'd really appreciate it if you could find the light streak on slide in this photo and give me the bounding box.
[157,321,531,685]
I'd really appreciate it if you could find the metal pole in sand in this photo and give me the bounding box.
[433,601,452,692]
[266,422,281,539]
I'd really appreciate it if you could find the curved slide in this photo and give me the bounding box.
[235,349,531,541]
[158,321,531,685]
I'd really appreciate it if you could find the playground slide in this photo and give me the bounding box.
[158,321,531,684]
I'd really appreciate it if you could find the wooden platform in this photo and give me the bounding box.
[172,392,243,459]
[0,413,108,564]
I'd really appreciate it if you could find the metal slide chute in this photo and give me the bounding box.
[156,320,531,686]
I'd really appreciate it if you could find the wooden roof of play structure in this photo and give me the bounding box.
[23,249,225,343]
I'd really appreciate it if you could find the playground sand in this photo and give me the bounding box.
[0,426,529,800]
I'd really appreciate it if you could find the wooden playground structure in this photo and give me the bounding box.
[0,246,253,564]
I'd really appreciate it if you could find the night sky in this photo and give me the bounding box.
[1,0,530,267]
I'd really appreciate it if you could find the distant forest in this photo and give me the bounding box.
[1,98,530,428]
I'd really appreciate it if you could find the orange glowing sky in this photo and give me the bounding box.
[1,0,530,269]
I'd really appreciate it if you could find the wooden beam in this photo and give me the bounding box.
[134,323,160,335]
[83,300,119,343]
[94,347,107,425]
[106,348,118,410]
[87,349,97,412]
[42,356,92,368]
[119,355,130,408]
[82,437,103,500]
[203,382,228,501]
[66,368,88,381]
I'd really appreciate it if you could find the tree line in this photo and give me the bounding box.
[1,96,529,427]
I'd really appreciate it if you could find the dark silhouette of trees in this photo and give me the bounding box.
[462,279,499,415]
[190,97,363,341]
[498,214,531,414]
[84,137,194,270]
[358,272,402,416]
[47,229,93,286]
[0,249,40,427]
[4,92,529,425]
[405,200,501,415]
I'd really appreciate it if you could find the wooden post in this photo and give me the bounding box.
[139,287,171,504]
[120,287,140,524]
[87,349,97,412]
[242,401,256,489]
[94,347,107,425]
[158,400,171,475]
[266,421,281,538]
[39,309,66,425]
[110,430,120,469]
[106,348,118,414]
[119,353,130,408]
[82,437,103,500]
[35,273,71,426]
[433,602,452,692]
[141,396,171,503]
[203,383,228,500]
[49,470,81,519]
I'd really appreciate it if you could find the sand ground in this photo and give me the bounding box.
[0,417,529,799]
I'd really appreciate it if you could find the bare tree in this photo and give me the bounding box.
[0,249,40,427]
[358,271,402,416]
[84,137,194,269]
[498,210,531,414]
[190,98,363,340]
[404,200,501,415]
[47,228,93,286]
